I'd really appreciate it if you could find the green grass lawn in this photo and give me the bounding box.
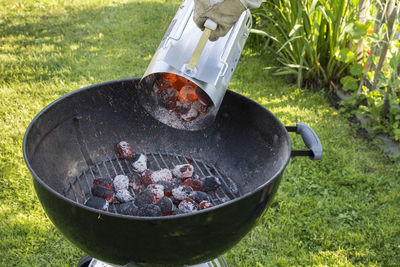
[1,0,399,266]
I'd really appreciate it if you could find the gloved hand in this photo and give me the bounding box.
[193,0,262,41]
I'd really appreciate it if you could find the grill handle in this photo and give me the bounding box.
[286,123,323,160]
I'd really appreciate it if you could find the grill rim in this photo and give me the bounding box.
[23,78,292,221]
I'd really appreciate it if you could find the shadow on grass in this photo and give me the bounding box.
[0,1,179,85]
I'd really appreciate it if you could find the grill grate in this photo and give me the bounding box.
[63,151,240,215]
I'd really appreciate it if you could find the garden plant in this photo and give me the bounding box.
[251,0,400,144]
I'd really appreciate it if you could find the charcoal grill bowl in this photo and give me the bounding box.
[23,78,320,266]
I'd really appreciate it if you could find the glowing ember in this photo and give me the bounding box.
[84,141,225,217]
[155,73,210,121]
[179,85,198,102]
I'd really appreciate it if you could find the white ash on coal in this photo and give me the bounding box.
[132,154,147,173]
[117,141,133,159]
[151,168,173,183]
[84,140,224,217]
[172,164,194,179]
[113,175,129,191]
[116,189,134,203]
[172,185,193,201]
[178,198,198,213]
[199,200,213,210]
[146,184,165,201]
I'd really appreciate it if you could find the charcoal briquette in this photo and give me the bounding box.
[199,200,213,210]
[134,190,156,206]
[157,180,173,197]
[156,197,174,216]
[92,177,114,191]
[132,154,147,173]
[85,196,109,211]
[172,185,193,201]
[150,168,173,183]
[119,201,138,216]
[91,185,115,203]
[183,178,203,191]
[137,204,162,217]
[172,164,194,179]
[201,176,221,192]
[116,189,134,203]
[146,184,164,201]
[117,141,133,159]
[189,191,210,203]
[113,174,129,191]
[178,198,198,213]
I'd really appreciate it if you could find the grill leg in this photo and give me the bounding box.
[78,256,228,267]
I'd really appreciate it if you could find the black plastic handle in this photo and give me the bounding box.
[286,123,323,160]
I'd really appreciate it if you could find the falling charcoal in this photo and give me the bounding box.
[178,198,198,213]
[137,204,162,217]
[117,141,133,159]
[178,85,198,102]
[189,191,210,203]
[172,164,194,179]
[119,201,138,216]
[181,107,199,121]
[199,200,213,210]
[91,186,115,203]
[132,154,147,173]
[113,175,129,191]
[146,184,164,202]
[183,178,203,191]
[156,197,174,216]
[140,169,154,187]
[151,169,173,183]
[134,190,156,206]
[116,189,134,203]
[93,177,113,191]
[172,185,193,201]
[192,101,208,114]
[158,87,179,109]
[157,180,173,197]
[85,196,109,211]
[201,176,221,192]
[174,100,191,115]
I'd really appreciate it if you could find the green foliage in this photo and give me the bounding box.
[250,0,400,142]
[250,0,357,89]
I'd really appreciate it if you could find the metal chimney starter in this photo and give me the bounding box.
[140,0,252,131]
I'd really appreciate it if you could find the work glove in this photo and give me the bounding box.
[193,0,262,41]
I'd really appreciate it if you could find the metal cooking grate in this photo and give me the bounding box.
[63,151,240,214]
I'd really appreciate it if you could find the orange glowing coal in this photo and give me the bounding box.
[162,73,199,102]
[179,85,198,102]
[156,73,211,121]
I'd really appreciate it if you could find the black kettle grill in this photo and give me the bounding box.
[23,78,322,266]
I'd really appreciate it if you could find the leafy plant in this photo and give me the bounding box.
[250,0,359,89]
[250,0,400,142]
